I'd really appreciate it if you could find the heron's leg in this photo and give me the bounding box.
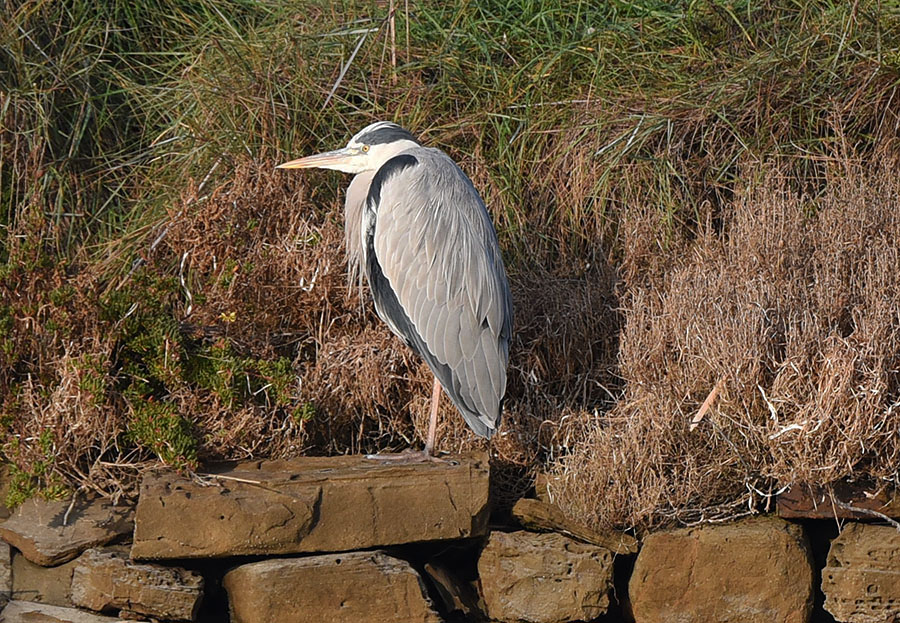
[423,376,441,456]
[364,377,454,463]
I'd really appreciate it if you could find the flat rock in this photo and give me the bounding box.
[71,548,203,621]
[629,516,814,623]
[822,522,900,623]
[223,551,441,623]
[512,498,638,554]
[778,482,900,519]
[477,530,614,623]
[12,550,80,607]
[132,452,489,559]
[0,497,133,566]
[0,600,144,622]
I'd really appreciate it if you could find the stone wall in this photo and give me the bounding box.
[0,455,897,623]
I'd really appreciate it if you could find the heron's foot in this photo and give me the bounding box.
[364,449,457,465]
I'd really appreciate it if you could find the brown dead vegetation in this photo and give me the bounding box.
[5,141,900,526]
[552,152,900,530]
[149,164,422,459]
[5,135,900,528]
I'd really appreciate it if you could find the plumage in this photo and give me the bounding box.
[369,149,511,437]
[278,121,513,449]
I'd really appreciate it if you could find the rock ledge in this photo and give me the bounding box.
[132,452,489,559]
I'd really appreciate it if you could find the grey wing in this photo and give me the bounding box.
[367,149,513,439]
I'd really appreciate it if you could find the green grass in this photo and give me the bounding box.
[7,0,895,264]
[1,0,899,513]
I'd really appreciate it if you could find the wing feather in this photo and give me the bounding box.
[368,148,513,438]
[422,301,441,352]
[442,307,463,369]
[481,329,502,401]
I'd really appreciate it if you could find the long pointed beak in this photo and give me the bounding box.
[276,148,354,170]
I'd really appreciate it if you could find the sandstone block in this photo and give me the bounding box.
[0,497,133,566]
[223,552,441,623]
[132,452,489,559]
[512,498,638,554]
[0,600,143,622]
[822,522,900,623]
[629,516,814,623]
[477,530,614,623]
[11,550,80,607]
[71,548,203,621]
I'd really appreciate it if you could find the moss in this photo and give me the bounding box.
[48,283,76,307]
[3,466,38,509]
[101,269,186,395]
[4,465,68,509]
[0,305,12,338]
[186,339,238,405]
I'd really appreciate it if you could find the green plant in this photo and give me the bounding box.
[126,395,198,470]
[3,431,69,508]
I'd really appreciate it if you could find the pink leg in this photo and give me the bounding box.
[365,376,451,463]
[424,376,441,456]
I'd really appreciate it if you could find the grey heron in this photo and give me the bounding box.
[278,121,513,458]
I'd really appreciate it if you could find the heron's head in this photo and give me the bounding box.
[277,121,420,175]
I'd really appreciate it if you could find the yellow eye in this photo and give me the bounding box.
[362,145,370,152]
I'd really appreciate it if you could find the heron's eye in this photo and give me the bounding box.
[362,145,370,152]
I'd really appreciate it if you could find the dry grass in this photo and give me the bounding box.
[551,152,900,530]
